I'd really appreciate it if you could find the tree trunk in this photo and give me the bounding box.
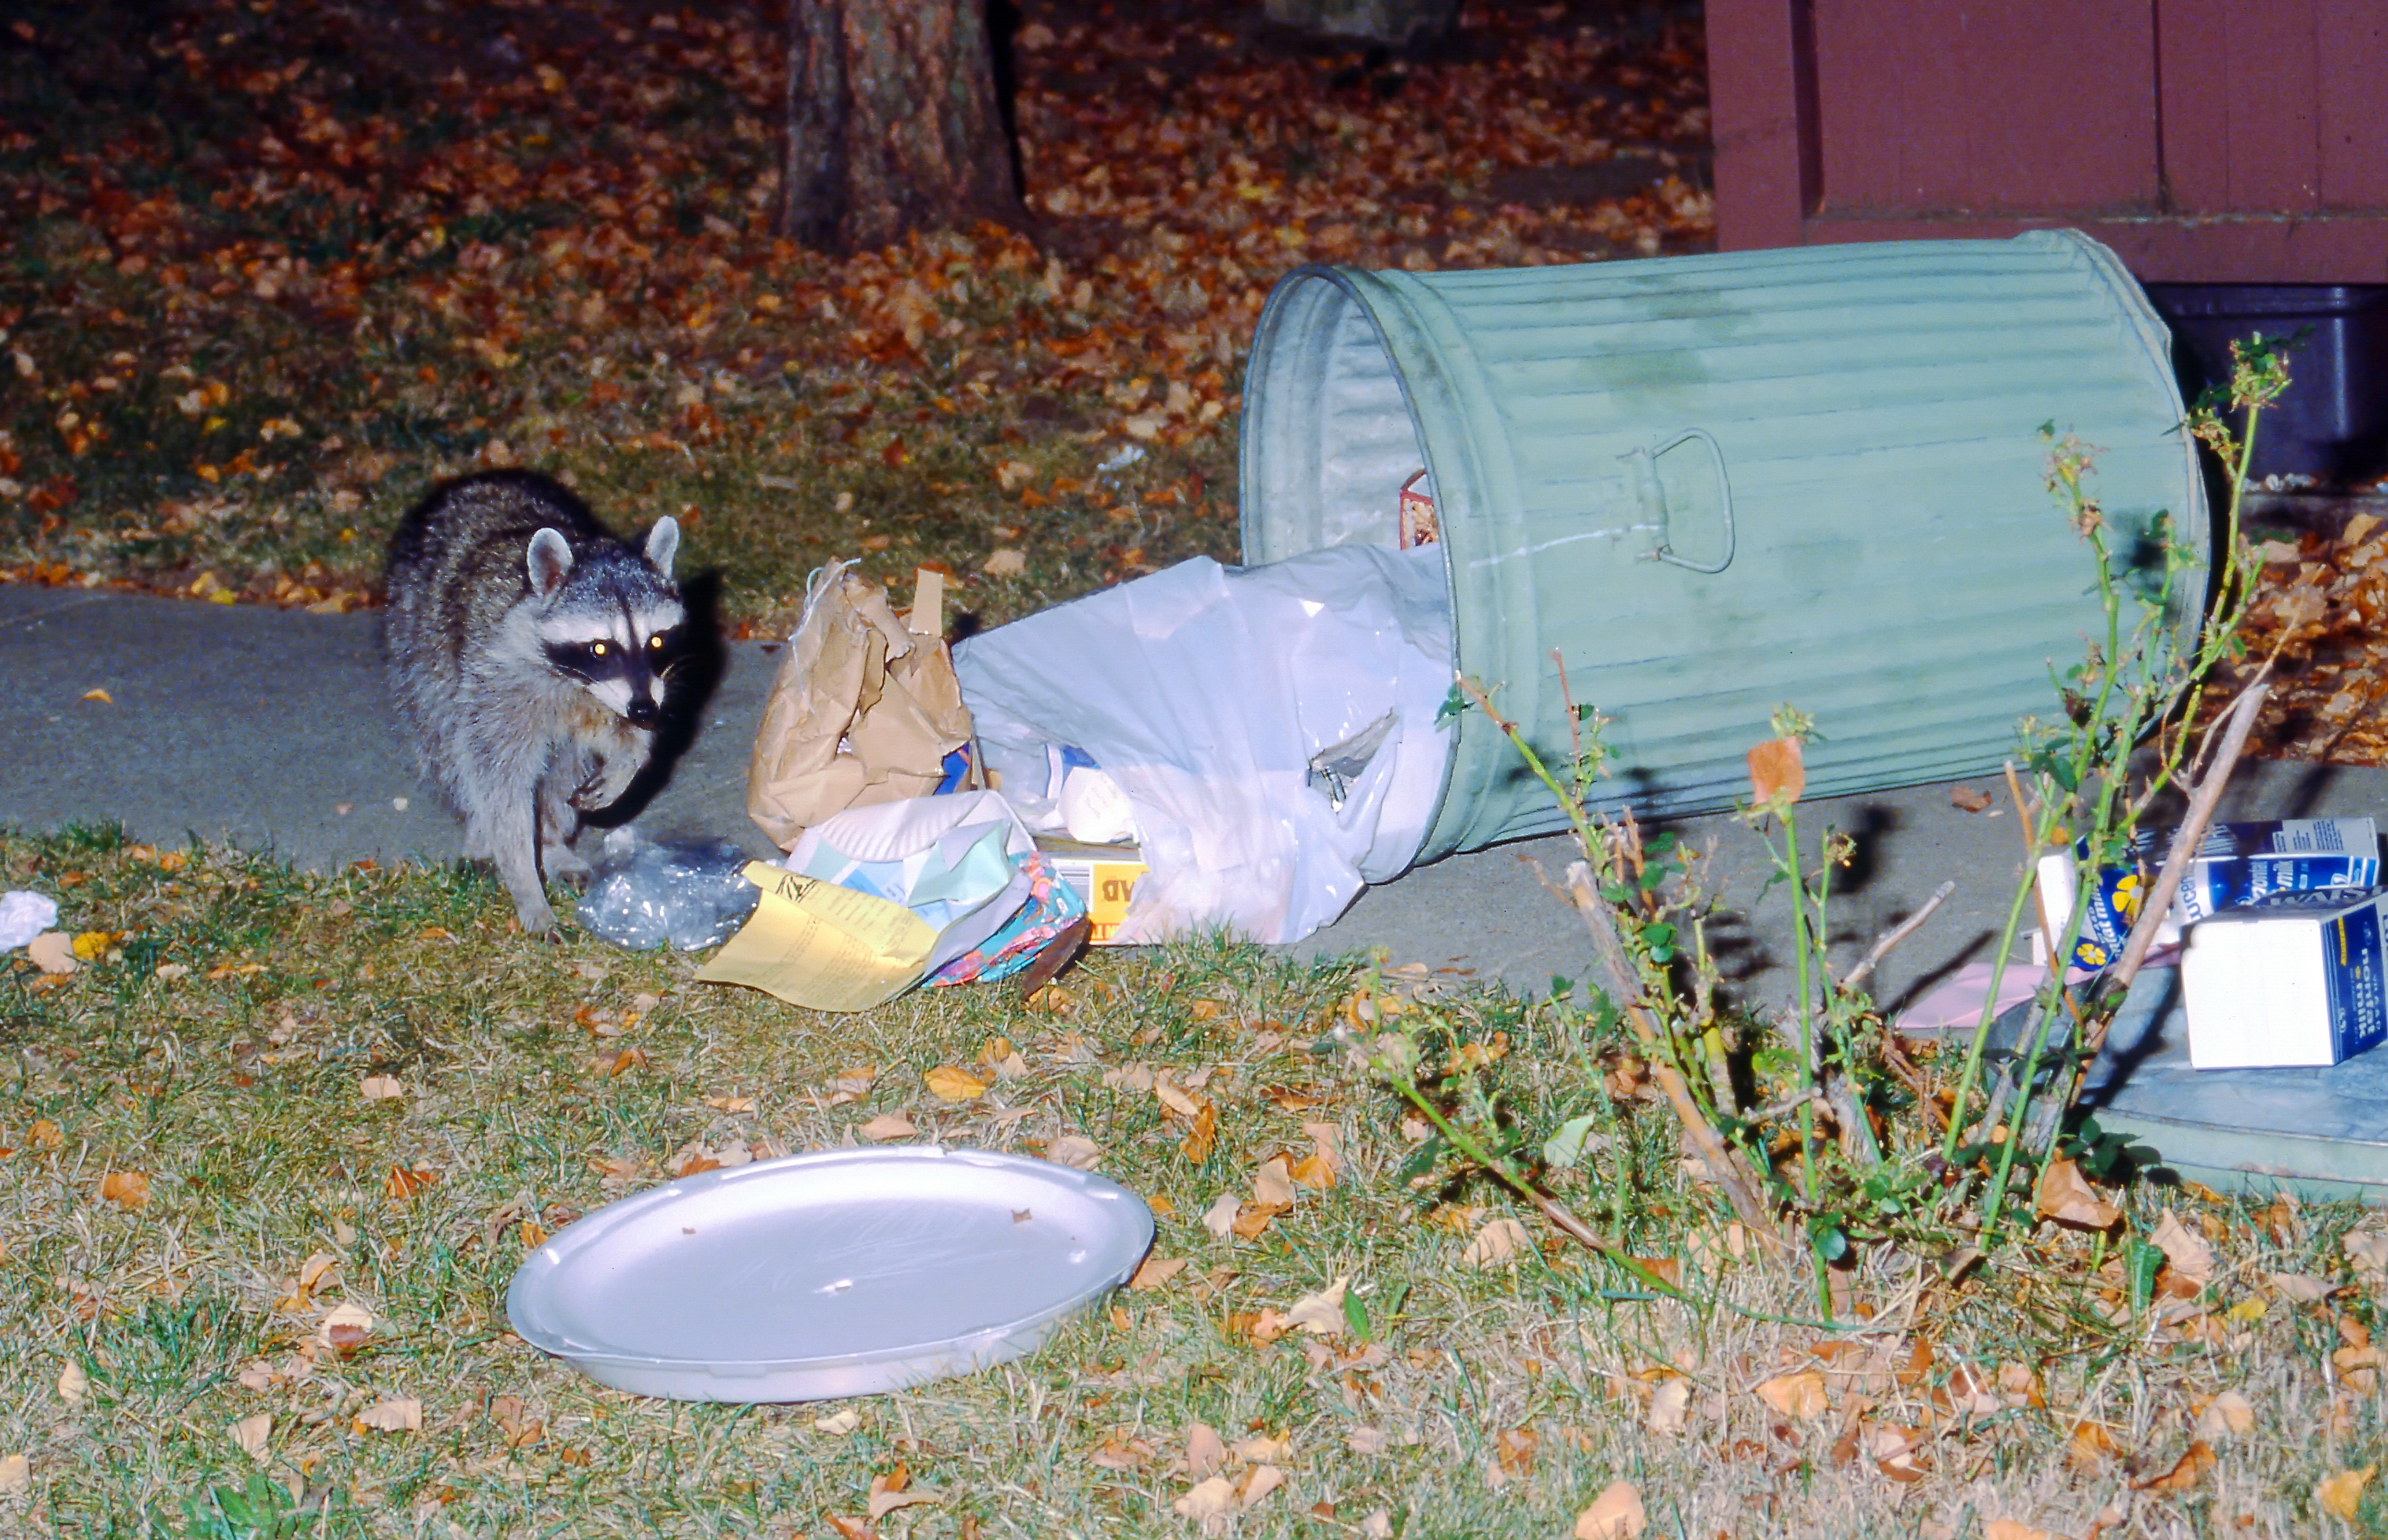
[776,0,1020,255]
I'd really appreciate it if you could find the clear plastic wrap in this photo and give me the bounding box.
[576,828,761,951]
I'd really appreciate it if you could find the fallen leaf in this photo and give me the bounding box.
[1152,1074,1202,1118]
[2194,1389,2255,1443]
[317,1301,374,1352]
[230,1413,271,1461]
[1234,1432,1293,1464]
[1981,1523,2056,1540]
[26,932,76,974]
[1184,1421,1227,1478]
[384,1162,438,1200]
[2149,1207,2214,1285]
[1460,1216,1530,1268]
[814,1407,862,1435]
[982,547,1027,577]
[354,1397,423,1433]
[2034,1159,2122,1230]
[2344,1230,2388,1281]
[1179,1101,1218,1163]
[1282,1277,1349,1336]
[2267,1270,2332,1303]
[2320,1464,2377,1521]
[1346,1426,1390,1454]
[923,1064,987,1102]
[57,1362,87,1407]
[1755,1370,1829,1421]
[1229,1200,1290,1240]
[1173,1474,1238,1521]
[360,1074,403,1102]
[1251,1155,1296,1208]
[1238,1464,1284,1508]
[1200,1192,1241,1238]
[1647,1378,1692,1435]
[0,1454,25,1495]
[1047,1134,1100,1170]
[2130,1439,2214,1492]
[99,1170,151,1210]
[30,1120,60,1149]
[858,1113,917,1141]
[1300,1121,1343,1175]
[1575,1480,1646,1539]
[1747,736,1804,804]
[1130,1256,1189,1291]
[1950,785,1994,812]
[82,687,112,704]
[2066,1419,2124,1468]
[868,1464,939,1519]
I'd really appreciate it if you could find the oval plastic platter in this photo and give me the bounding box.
[506,1145,1154,1402]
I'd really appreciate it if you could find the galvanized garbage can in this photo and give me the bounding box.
[1242,229,2208,862]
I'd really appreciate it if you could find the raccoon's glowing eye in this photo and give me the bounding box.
[647,635,666,651]
[588,641,610,659]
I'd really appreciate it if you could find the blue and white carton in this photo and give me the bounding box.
[2180,883,2388,1069]
[2038,816,2379,971]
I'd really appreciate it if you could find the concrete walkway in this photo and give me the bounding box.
[7,582,2385,1017]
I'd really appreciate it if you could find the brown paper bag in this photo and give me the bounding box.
[747,562,974,850]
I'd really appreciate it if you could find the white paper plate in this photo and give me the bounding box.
[506,1145,1154,1402]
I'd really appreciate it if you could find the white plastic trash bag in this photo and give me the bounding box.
[954,543,1453,944]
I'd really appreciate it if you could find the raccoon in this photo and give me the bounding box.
[383,470,687,935]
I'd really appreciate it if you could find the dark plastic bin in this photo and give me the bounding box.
[2144,283,2388,486]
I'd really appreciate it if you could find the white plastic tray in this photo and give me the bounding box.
[506,1145,1154,1401]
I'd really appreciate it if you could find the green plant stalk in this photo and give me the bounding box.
[1942,466,2147,1171]
[1967,391,2269,1220]
[1780,803,1819,1202]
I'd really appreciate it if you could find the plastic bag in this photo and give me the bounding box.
[576,829,761,951]
[953,543,1454,944]
[1,890,59,950]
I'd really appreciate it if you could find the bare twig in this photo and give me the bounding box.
[2103,679,2269,1005]
[1566,863,1782,1242]
[1843,880,1957,992]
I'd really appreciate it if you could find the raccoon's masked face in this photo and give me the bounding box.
[527,519,687,729]
[543,619,687,728]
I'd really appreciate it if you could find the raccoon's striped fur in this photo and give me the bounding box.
[383,471,687,934]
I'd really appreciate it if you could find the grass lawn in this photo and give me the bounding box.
[7,826,2388,1537]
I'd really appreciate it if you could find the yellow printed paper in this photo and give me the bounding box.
[696,864,937,1013]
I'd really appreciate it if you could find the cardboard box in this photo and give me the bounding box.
[2181,883,2388,1068]
[1036,838,1148,946]
[2036,816,2378,970]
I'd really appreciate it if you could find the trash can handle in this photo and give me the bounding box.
[1625,428,1735,574]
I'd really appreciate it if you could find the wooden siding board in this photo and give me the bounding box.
[2318,3,2388,208]
[1713,0,2388,277]
[1810,0,2155,216]
[1705,0,1812,250]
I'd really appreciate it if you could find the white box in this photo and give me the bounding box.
[2181,884,2388,1068]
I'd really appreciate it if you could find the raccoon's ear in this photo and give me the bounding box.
[526,528,575,599]
[644,515,680,579]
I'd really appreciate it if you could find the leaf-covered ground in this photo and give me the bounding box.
[0,0,1712,634]
[8,828,2388,1537]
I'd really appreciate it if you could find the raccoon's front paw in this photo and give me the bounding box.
[544,844,594,891]
[513,897,564,939]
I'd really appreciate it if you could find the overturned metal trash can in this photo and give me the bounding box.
[1242,229,2208,862]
